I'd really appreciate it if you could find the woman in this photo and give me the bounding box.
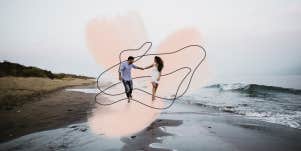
[144,56,164,101]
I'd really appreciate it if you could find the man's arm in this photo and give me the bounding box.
[119,63,124,81]
[133,64,144,70]
[119,71,122,81]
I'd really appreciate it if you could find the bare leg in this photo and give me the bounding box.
[151,82,158,101]
[154,83,158,99]
[151,82,156,101]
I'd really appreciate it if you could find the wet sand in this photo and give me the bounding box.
[1,88,301,151]
[121,119,183,151]
[120,103,301,151]
[0,84,96,142]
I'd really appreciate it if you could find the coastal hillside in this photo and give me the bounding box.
[0,61,96,110]
[0,61,94,79]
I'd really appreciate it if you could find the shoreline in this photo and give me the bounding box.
[122,103,301,151]
[1,103,301,151]
[1,87,301,150]
[0,82,97,143]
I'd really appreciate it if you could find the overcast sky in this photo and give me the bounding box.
[1,0,300,79]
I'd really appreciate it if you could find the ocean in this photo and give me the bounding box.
[180,75,301,129]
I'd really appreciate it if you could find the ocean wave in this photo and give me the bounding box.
[193,103,242,113]
[192,102,301,129]
[205,83,301,95]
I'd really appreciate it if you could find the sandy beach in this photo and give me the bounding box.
[0,77,95,109]
[0,78,96,142]
[1,86,301,151]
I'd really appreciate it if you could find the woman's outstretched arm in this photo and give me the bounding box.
[143,64,154,69]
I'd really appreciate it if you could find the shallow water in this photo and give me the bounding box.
[181,78,301,129]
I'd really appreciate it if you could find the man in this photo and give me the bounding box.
[119,56,144,103]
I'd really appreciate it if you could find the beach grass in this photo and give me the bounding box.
[0,76,95,109]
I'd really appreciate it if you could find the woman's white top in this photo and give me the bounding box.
[151,63,160,83]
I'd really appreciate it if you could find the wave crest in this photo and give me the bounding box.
[206,83,301,95]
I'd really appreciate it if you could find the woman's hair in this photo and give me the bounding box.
[154,56,164,72]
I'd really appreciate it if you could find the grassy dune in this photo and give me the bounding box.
[0,77,95,109]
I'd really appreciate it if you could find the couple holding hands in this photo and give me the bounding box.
[118,56,164,102]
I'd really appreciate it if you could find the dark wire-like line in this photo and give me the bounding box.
[94,42,206,110]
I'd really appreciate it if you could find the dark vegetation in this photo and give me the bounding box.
[0,61,94,79]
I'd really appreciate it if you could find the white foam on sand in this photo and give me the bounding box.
[244,111,301,129]
[65,88,98,94]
